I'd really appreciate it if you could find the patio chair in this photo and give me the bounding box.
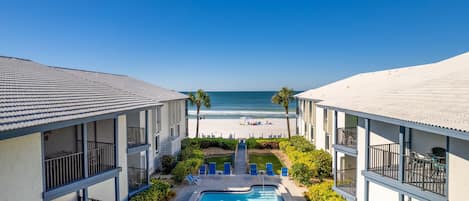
[281,167,288,177]
[185,175,200,185]
[199,164,207,175]
[250,163,258,176]
[224,162,231,175]
[208,162,216,175]
[266,163,274,176]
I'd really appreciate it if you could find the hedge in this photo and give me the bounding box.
[246,138,288,149]
[130,179,175,201]
[280,136,332,182]
[305,181,345,201]
[181,138,237,150]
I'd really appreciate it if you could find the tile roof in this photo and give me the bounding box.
[296,52,469,133]
[0,56,184,133]
[54,67,188,102]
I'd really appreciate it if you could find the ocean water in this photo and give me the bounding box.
[183,91,299,119]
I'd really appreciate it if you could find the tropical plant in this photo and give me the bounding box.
[271,87,295,139]
[305,181,345,201]
[188,89,211,138]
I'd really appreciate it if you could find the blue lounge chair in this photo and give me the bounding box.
[250,163,258,176]
[208,162,216,175]
[281,167,288,177]
[266,163,274,176]
[185,174,199,185]
[199,164,206,175]
[224,162,231,175]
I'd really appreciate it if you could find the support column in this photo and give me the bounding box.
[333,110,338,187]
[145,110,150,185]
[364,118,370,201]
[82,123,89,201]
[399,126,406,201]
[114,118,120,201]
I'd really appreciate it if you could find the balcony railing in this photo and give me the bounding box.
[337,127,357,148]
[127,127,146,147]
[45,152,84,190]
[44,142,116,190]
[368,143,446,196]
[128,167,148,192]
[336,168,357,196]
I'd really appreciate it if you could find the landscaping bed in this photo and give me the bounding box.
[205,154,233,170]
[248,153,283,175]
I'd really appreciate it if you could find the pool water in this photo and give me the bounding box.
[200,186,283,201]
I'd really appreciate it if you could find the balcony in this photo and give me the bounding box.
[127,127,146,147]
[44,142,115,190]
[337,127,357,148]
[336,168,357,196]
[128,167,148,192]
[368,143,446,196]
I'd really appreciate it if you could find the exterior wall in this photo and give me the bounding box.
[368,181,399,201]
[411,129,445,154]
[315,107,326,150]
[88,179,116,201]
[51,192,78,201]
[369,120,399,145]
[117,114,129,201]
[448,137,469,201]
[356,117,366,201]
[0,133,43,201]
[44,126,77,156]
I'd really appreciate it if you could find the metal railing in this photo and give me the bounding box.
[128,167,148,192]
[45,152,84,190]
[404,154,446,196]
[336,168,357,196]
[368,143,446,196]
[337,127,357,148]
[88,143,116,176]
[44,142,116,190]
[127,127,146,147]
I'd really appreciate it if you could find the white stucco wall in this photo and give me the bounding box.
[448,137,469,201]
[117,114,129,201]
[88,178,116,201]
[356,117,366,201]
[0,133,43,201]
[315,107,326,150]
[411,129,445,154]
[51,192,78,201]
[369,120,399,145]
[368,181,399,201]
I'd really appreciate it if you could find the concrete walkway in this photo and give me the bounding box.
[234,141,247,174]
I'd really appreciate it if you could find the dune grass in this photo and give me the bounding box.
[248,153,283,175]
[206,155,233,170]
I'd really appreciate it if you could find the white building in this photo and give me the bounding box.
[296,53,469,201]
[0,56,187,201]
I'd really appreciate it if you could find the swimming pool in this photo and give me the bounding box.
[199,185,283,201]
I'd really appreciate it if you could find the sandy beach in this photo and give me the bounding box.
[188,118,295,139]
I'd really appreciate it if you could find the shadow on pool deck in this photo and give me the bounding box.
[173,174,307,201]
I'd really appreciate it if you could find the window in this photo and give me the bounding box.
[323,110,328,132]
[177,124,180,137]
[155,135,160,153]
[156,107,161,133]
[170,127,174,137]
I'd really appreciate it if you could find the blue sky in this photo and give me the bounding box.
[1,0,468,91]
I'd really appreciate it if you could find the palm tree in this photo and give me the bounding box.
[272,87,295,139]
[188,89,211,138]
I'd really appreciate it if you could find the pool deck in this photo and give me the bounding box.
[173,174,307,201]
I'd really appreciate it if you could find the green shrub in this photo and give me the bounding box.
[280,136,332,184]
[172,158,203,183]
[130,179,175,201]
[305,181,345,201]
[246,138,288,149]
[181,138,237,150]
[291,163,313,186]
[161,155,176,174]
[310,150,332,181]
[180,146,204,161]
